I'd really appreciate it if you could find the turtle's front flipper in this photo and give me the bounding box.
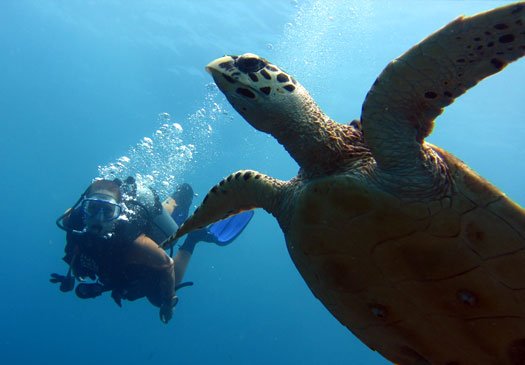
[362,3,524,172]
[159,170,284,249]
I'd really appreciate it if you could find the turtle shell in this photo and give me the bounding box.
[286,147,525,364]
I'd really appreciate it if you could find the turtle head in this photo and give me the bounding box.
[207,53,343,174]
[206,53,315,136]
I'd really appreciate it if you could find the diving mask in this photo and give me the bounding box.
[81,195,122,222]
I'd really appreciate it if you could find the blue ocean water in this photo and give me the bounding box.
[1,1,523,364]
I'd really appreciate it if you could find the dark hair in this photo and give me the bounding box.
[86,179,122,202]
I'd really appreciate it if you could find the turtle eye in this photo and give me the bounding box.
[235,55,266,74]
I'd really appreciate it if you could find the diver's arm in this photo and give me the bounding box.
[51,223,82,292]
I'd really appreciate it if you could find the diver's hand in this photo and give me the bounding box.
[49,273,75,292]
[159,296,179,324]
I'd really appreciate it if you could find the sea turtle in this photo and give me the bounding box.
[169,3,525,364]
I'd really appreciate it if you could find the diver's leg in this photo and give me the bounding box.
[172,236,195,286]
[163,183,194,226]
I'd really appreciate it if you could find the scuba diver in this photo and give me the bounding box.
[51,177,253,324]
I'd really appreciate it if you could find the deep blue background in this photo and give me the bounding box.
[1,1,523,364]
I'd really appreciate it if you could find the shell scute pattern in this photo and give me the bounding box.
[373,233,480,282]
[486,250,525,289]
[426,207,461,237]
[461,206,525,259]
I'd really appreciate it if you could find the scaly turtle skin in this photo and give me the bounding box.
[171,3,525,364]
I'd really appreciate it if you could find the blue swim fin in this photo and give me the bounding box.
[209,210,254,246]
[181,210,254,249]
[182,210,255,248]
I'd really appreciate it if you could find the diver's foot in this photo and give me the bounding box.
[169,183,194,226]
[159,296,178,324]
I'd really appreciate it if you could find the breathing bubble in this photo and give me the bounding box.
[173,123,183,132]
[159,112,171,122]
[97,86,229,197]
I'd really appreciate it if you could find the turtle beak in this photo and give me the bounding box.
[205,55,236,76]
[206,56,241,93]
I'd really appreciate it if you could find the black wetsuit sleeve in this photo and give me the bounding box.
[61,209,97,280]
[62,208,85,265]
